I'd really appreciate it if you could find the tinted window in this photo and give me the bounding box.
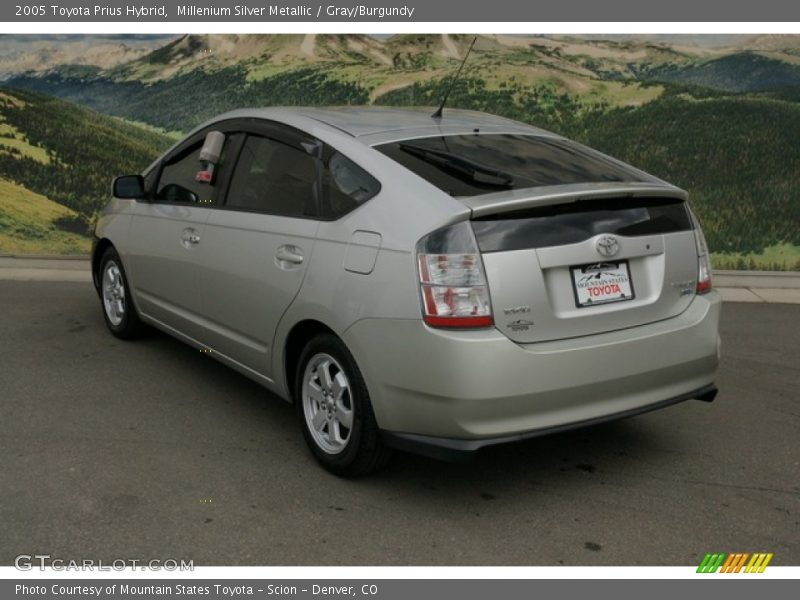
[156,144,218,205]
[322,151,381,219]
[471,197,692,253]
[375,134,648,197]
[226,135,318,218]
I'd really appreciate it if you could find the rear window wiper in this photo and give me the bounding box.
[398,143,515,188]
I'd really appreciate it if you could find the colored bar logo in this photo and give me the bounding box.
[697,553,773,573]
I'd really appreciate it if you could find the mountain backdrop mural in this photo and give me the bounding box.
[1,33,799,269]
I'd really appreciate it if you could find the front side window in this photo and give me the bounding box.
[226,135,318,218]
[156,145,215,205]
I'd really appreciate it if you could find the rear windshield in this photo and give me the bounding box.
[374,134,647,197]
[471,197,692,253]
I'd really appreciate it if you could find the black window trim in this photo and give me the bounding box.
[145,117,317,208]
[144,117,382,220]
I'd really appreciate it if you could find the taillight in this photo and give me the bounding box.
[416,222,493,328]
[690,208,712,294]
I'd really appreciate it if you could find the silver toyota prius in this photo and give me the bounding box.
[93,106,720,476]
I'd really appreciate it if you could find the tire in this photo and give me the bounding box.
[295,333,392,476]
[98,247,145,340]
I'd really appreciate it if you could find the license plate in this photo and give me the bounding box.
[570,261,634,308]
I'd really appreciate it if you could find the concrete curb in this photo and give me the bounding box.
[0,256,89,270]
[0,268,91,283]
[713,270,800,289]
[716,288,800,304]
[1,256,799,303]
[0,253,91,260]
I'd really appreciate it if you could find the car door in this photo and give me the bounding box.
[126,133,230,341]
[196,127,322,378]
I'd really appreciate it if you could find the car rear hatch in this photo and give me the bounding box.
[374,133,700,342]
[465,183,698,343]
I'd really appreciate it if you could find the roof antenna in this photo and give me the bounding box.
[432,36,477,120]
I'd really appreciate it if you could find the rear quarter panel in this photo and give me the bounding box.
[270,139,470,399]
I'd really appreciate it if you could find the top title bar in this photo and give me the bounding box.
[3,0,800,22]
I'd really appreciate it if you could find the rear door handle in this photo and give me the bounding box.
[275,245,304,265]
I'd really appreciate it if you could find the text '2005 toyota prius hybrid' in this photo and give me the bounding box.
[94,107,720,476]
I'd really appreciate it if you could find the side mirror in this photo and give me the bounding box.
[113,175,145,199]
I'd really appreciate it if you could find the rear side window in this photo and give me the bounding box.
[322,151,381,219]
[226,135,318,218]
[375,134,648,197]
[471,197,692,253]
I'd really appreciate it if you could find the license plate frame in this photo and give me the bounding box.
[570,261,635,308]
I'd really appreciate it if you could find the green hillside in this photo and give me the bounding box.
[5,34,666,133]
[646,53,800,92]
[13,67,369,133]
[375,75,606,130]
[375,81,800,265]
[0,87,172,247]
[562,89,800,262]
[2,35,799,266]
[0,177,90,254]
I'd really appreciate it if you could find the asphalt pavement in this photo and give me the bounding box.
[0,281,798,566]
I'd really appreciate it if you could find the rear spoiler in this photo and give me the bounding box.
[459,182,688,218]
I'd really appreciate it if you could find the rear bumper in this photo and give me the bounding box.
[343,291,721,451]
[381,384,717,461]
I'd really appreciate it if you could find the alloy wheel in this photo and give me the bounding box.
[102,261,126,326]
[302,353,354,454]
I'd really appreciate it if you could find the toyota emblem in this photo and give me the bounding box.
[595,235,620,258]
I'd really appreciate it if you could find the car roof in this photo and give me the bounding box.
[209,106,554,145]
[296,106,545,136]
